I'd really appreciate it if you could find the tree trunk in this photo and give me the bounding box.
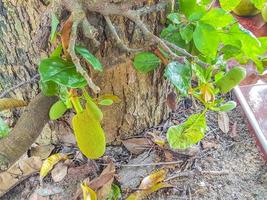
[0,0,171,143]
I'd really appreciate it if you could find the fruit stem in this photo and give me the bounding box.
[71,96,83,114]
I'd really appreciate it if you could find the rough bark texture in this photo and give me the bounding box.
[0,0,171,144]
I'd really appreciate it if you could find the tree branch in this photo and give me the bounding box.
[0,94,57,172]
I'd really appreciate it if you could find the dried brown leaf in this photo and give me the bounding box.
[166,92,177,111]
[51,162,68,182]
[218,112,230,134]
[122,138,151,155]
[0,98,27,111]
[0,156,42,197]
[30,144,55,160]
[61,16,73,53]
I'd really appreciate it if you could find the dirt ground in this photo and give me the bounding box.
[1,95,267,200]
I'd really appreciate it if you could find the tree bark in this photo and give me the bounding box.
[0,0,171,157]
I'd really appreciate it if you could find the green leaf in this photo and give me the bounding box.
[193,22,220,59]
[0,117,9,138]
[107,184,122,200]
[180,24,194,44]
[39,80,59,96]
[179,0,197,17]
[160,24,187,49]
[164,61,192,96]
[39,58,87,88]
[98,99,114,106]
[192,64,206,83]
[167,113,207,149]
[49,100,68,120]
[216,101,237,112]
[50,45,63,58]
[219,0,241,11]
[167,13,180,24]
[75,46,103,72]
[50,13,59,42]
[215,67,246,93]
[72,108,106,159]
[133,52,161,73]
[201,8,235,28]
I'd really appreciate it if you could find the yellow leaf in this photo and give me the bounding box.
[81,182,97,200]
[126,182,172,200]
[139,169,167,190]
[72,109,106,159]
[40,153,68,179]
[0,98,27,111]
[200,83,215,103]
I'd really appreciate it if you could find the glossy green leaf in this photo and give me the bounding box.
[0,117,9,138]
[180,24,194,44]
[72,108,106,159]
[167,113,207,149]
[215,67,246,93]
[49,100,68,120]
[39,58,87,88]
[219,0,241,11]
[192,64,206,83]
[75,46,103,72]
[133,52,161,73]
[164,61,192,96]
[39,80,59,96]
[193,22,220,59]
[201,8,235,28]
[50,13,59,42]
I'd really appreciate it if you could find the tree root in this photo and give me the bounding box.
[0,94,57,172]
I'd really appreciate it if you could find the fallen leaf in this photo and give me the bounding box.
[126,182,172,200]
[89,162,115,191]
[147,132,166,147]
[218,112,230,134]
[81,182,97,200]
[0,98,27,111]
[139,169,167,190]
[0,156,42,197]
[202,140,219,149]
[40,153,68,180]
[75,162,116,200]
[30,144,55,160]
[166,92,177,111]
[96,162,116,199]
[51,162,68,182]
[122,138,151,154]
[230,121,238,140]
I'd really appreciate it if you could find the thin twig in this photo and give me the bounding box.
[104,16,141,52]
[105,160,184,167]
[166,170,229,181]
[68,12,100,94]
[0,74,40,98]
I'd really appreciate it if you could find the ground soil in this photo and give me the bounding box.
[1,95,267,200]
